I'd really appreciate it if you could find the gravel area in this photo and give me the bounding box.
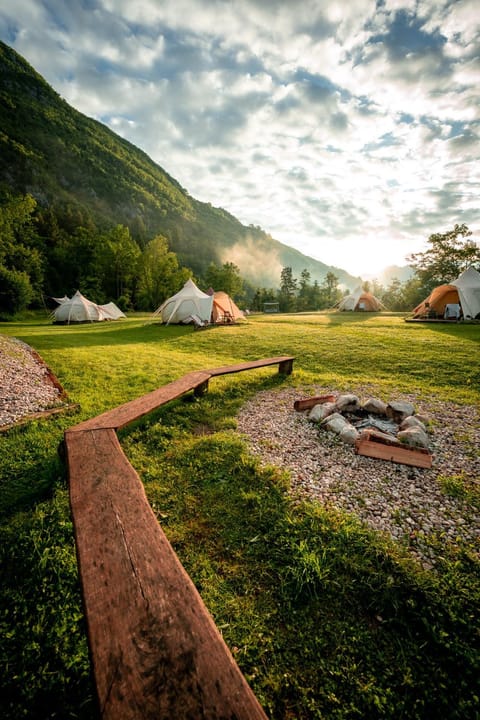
[0,335,66,428]
[237,386,480,568]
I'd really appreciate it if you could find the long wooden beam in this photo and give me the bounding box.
[66,356,294,719]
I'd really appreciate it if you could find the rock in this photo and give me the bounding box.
[339,424,360,444]
[321,412,350,434]
[308,401,336,422]
[400,416,426,432]
[397,426,430,449]
[362,397,388,415]
[386,400,415,423]
[335,394,360,412]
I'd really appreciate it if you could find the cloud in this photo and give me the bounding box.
[0,0,478,277]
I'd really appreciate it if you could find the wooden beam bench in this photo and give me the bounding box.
[207,355,294,377]
[65,356,294,719]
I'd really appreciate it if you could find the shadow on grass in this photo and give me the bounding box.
[0,319,193,351]
[407,321,480,344]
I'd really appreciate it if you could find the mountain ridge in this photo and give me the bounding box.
[0,40,361,289]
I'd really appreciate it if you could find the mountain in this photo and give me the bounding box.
[0,41,360,290]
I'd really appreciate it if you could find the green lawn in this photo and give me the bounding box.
[1,311,479,719]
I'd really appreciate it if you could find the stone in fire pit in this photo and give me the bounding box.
[299,392,433,468]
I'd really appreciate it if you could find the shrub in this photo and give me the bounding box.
[0,264,33,316]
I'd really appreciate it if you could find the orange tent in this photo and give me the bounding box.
[412,285,459,319]
[211,291,245,324]
[336,287,385,311]
[412,268,480,320]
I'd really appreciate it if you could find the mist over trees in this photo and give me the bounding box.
[0,188,478,319]
[0,190,254,317]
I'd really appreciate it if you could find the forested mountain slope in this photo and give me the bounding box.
[0,41,359,289]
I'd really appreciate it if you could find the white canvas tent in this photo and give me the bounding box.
[99,301,126,319]
[335,287,385,312]
[454,266,480,318]
[153,279,213,325]
[412,266,480,320]
[53,291,120,324]
[51,295,70,304]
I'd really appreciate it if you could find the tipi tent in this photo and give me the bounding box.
[336,287,385,312]
[53,291,119,324]
[211,291,245,324]
[153,279,213,325]
[99,301,126,319]
[412,266,480,320]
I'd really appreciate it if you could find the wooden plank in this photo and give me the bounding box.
[66,428,267,720]
[69,371,212,432]
[207,355,295,377]
[355,433,432,468]
[294,394,335,411]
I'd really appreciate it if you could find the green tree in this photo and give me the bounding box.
[407,224,480,294]
[278,267,297,312]
[0,192,44,303]
[251,287,276,312]
[321,271,340,308]
[99,225,141,300]
[381,278,403,310]
[311,280,322,310]
[398,276,425,311]
[67,227,102,298]
[297,269,311,311]
[204,261,244,300]
[0,265,33,315]
[136,235,190,310]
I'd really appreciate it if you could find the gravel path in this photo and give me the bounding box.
[237,386,480,568]
[0,335,66,428]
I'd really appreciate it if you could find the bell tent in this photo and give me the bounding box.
[98,301,126,320]
[52,291,121,324]
[153,279,213,325]
[336,287,385,312]
[412,266,480,320]
[211,291,245,324]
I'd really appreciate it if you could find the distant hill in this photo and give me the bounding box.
[0,41,360,290]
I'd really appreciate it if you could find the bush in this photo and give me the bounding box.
[0,264,33,316]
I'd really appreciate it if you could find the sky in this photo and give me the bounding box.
[1,0,479,277]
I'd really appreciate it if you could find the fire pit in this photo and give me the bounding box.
[296,393,433,468]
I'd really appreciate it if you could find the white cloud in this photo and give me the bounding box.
[0,0,479,278]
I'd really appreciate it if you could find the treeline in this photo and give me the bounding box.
[0,189,255,317]
[1,189,478,319]
[249,267,423,313]
[250,268,343,312]
[250,224,480,313]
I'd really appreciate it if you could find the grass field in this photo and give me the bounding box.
[1,311,479,719]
